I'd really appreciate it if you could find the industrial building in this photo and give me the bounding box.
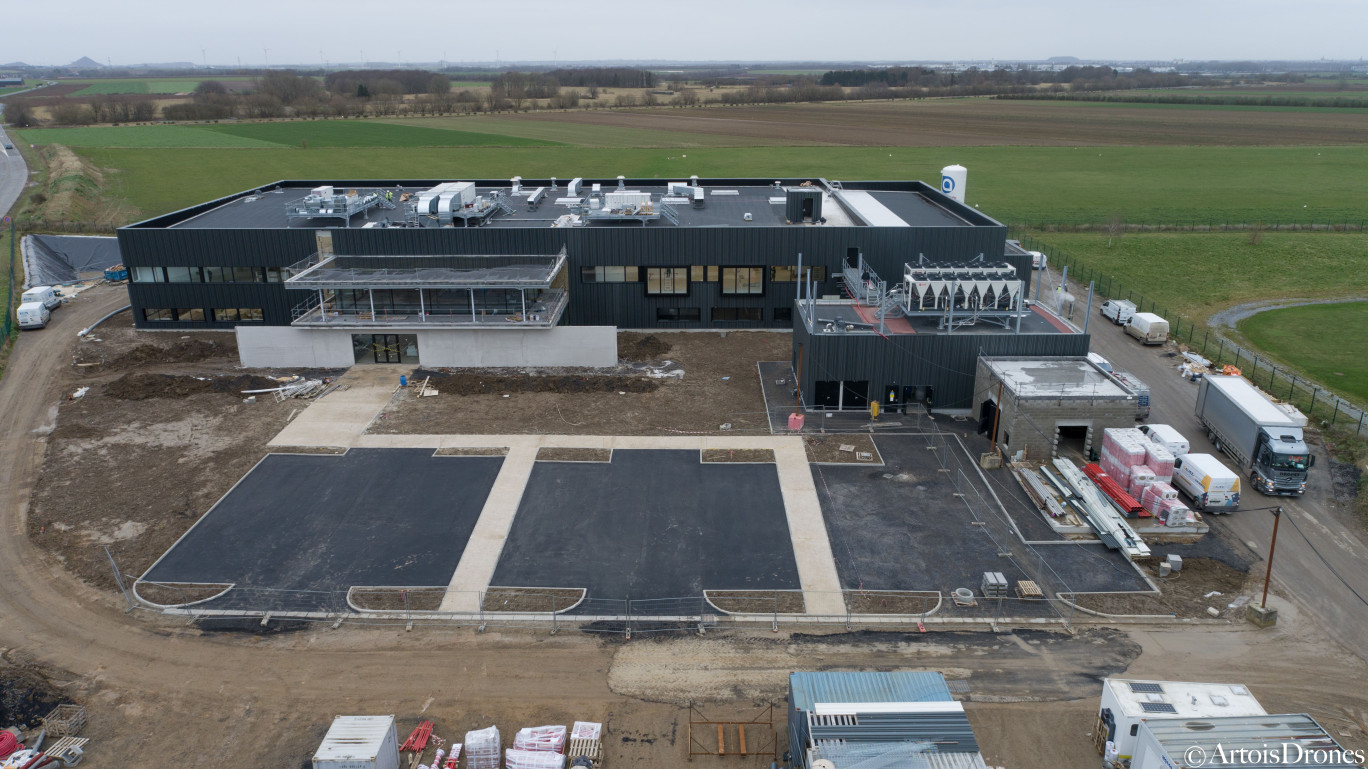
[1130,714,1359,769]
[115,171,1088,410]
[972,356,1138,460]
[787,672,987,769]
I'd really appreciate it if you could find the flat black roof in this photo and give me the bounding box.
[126,177,1006,232]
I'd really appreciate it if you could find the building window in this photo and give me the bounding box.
[205,266,264,282]
[143,308,175,322]
[657,307,701,322]
[769,265,827,282]
[773,307,793,322]
[581,266,639,283]
[234,266,263,283]
[132,266,163,283]
[720,267,763,295]
[712,307,762,322]
[645,267,688,295]
[691,266,719,282]
[164,266,200,283]
[177,308,205,322]
[213,308,264,323]
[203,266,229,283]
[265,267,284,282]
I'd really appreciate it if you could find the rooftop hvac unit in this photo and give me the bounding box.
[616,175,626,190]
[667,182,693,196]
[510,176,522,194]
[526,187,547,208]
[311,185,334,199]
[690,175,699,186]
[605,191,650,209]
[567,177,583,196]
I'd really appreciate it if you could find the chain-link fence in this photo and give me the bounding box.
[1013,231,1368,437]
[2,218,15,341]
[1010,218,1368,233]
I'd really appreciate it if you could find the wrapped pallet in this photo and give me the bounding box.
[514,726,567,753]
[466,726,502,769]
[506,749,565,769]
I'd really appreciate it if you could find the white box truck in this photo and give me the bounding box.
[1099,299,1136,325]
[1171,452,1241,512]
[21,286,62,310]
[1139,424,1189,457]
[1124,312,1169,344]
[1195,375,1314,496]
[16,301,50,330]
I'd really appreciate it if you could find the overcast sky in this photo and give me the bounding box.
[13,0,1367,66]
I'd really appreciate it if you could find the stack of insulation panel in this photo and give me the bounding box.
[1159,499,1196,527]
[1140,482,1179,518]
[1100,428,1149,485]
[1145,442,1175,483]
[1127,465,1157,498]
[466,726,502,769]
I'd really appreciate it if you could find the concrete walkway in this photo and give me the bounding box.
[268,365,411,448]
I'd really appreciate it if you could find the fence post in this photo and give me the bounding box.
[551,593,558,635]
[1331,400,1340,426]
[1217,338,1224,364]
[1309,387,1318,417]
[1358,410,1365,436]
[1289,376,1296,401]
[1269,367,1276,390]
[773,592,779,632]
[1251,356,1258,377]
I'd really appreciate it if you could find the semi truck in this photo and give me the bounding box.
[1195,375,1314,496]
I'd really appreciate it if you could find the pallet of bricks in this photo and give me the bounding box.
[1099,428,1194,528]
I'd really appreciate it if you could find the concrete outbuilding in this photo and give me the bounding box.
[973,356,1139,462]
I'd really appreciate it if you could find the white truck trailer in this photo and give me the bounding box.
[1195,375,1314,496]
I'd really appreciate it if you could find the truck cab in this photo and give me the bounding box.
[1249,430,1314,496]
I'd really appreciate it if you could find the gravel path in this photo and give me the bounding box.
[1208,296,1368,329]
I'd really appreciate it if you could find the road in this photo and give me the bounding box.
[1084,307,1368,660]
[0,116,27,222]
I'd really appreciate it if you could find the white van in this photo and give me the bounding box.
[1171,452,1240,512]
[1140,423,1190,457]
[1028,250,1047,270]
[1124,312,1169,345]
[1099,299,1136,325]
[21,286,62,311]
[16,301,51,330]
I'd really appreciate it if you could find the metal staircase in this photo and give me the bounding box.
[658,201,681,226]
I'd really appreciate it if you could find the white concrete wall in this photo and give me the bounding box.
[416,326,617,368]
[235,326,356,369]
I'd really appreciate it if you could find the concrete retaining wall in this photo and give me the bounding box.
[236,326,356,368]
[236,325,618,369]
[415,326,616,368]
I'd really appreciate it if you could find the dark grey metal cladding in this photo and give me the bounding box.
[792,321,1091,411]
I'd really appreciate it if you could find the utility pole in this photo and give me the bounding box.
[1261,506,1282,609]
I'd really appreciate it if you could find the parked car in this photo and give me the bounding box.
[1099,299,1136,325]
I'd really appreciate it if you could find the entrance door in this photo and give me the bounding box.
[373,334,402,363]
[353,334,419,364]
[814,380,841,410]
[843,381,869,410]
[883,384,902,413]
[979,399,998,439]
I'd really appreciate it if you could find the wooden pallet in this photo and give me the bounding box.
[1015,580,1043,599]
[567,737,601,761]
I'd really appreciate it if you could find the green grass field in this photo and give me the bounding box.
[64,144,1368,225]
[65,77,253,95]
[1237,302,1368,403]
[1027,231,1368,327]
[16,121,560,149]
[377,117,810,147]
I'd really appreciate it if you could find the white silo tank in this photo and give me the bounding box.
[941,164,967,203]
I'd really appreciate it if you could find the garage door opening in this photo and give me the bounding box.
[1056,424,1090,458]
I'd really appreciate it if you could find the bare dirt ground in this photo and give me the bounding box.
[1070,557,1253,618]
[5,288,1368,769]
[26,310,325,588]
[370,331,790,436]
[507,99,1368,146]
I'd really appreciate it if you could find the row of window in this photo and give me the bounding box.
[583,265,827,296]
[133,266,285,284]
[656,307,791,323]
[143,308,264,323]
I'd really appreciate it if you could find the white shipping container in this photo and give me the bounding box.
[313,715,400,769]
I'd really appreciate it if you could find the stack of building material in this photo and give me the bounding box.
[1140,483,1179,518]
[1100,428,1149,484]
[1145,442,1175,483]
[513,726,566,753]
[466,726,502,769]
[1083,463,1144,517]
[505,749,565,769]
[1159,501,1196,528]
[1127,465,1157,498]
[980,572,1008,597]
[567,723,602,763]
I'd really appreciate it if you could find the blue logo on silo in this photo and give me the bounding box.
[942,176,955,193]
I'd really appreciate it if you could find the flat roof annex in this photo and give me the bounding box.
[123,178,1003,232]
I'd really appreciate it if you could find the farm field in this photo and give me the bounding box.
[1026,231,1368,327]
[1236,302,1368,404]
[15,120,559,149]
[62,77,258,95]
[378,116,817,147]
[60,144,1368,224]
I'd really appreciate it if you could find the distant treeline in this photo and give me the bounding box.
[545,68,657,88]
[819,65,1191,90]
[324,69,451,96]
